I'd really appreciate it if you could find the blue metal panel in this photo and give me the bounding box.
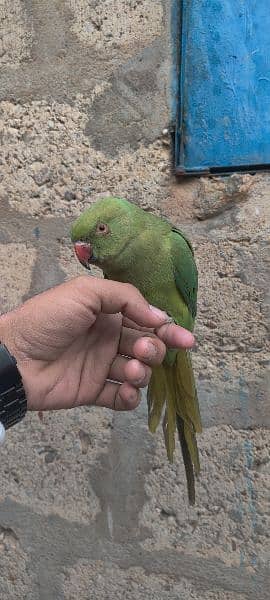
[176,0,270,174]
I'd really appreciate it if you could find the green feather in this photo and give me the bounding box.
[147,365,166,433]
[171,227,198,323]
[176,416,196,505]
[163,363,177,463]
[175,350,202,434]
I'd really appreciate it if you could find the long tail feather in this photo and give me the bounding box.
[147,364,166,433]
[175,350,202,434]
[147,349,201,504]
[176,415,195,505]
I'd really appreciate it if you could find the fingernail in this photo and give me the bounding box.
[183,331,195,346]
[133,365,146,384]
[127,390,140,409]
[145,340,157,359]
[149,305,171,322]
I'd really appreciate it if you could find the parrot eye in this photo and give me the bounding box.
[96,223,110,235]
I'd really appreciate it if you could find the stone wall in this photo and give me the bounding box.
[0,2,269,599]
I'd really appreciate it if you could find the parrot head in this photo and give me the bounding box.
[71,196,140,270]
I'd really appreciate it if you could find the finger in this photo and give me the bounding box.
[122,316,155,333]
[95,382,141,411]
[74,276,171,329]
[156,323,195,349]
[122,316,194,349]
[133,336,166,366]
[109,355,151,387]
[119,327,166,366]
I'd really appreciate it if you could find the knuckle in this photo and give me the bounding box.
[123,388,139,410]
[75,275,91,291]
[143,367,152,385]
[125,282,139,296]
[156,342,166,363]
[158,323,172,345]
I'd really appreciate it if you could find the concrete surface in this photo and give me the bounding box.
[0,1,269,599]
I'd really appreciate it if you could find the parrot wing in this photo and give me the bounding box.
[171,226,198,322]
[170,226,201,429]
[167,225,202,503]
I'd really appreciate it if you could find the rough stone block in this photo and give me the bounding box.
[67,0,163,55]
[0,1,31,67]
[0,243,36,313]
[0,407,113,524]
[62,561,247,600]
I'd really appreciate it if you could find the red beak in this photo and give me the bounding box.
[74,241,93,266]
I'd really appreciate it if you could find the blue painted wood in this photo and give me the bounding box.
[176,0,270,174]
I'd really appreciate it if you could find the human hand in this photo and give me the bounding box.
[0,276,194,412]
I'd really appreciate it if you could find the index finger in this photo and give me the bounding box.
[122,316,155,333]
[75,276,171,329]
[156,322,195,349]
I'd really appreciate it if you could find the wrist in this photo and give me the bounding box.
[0,336,28,432]
[0,313,16,356]
[0,311,28,366]
[0,312,29,407]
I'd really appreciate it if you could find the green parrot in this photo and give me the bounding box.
[71,197,201,504]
